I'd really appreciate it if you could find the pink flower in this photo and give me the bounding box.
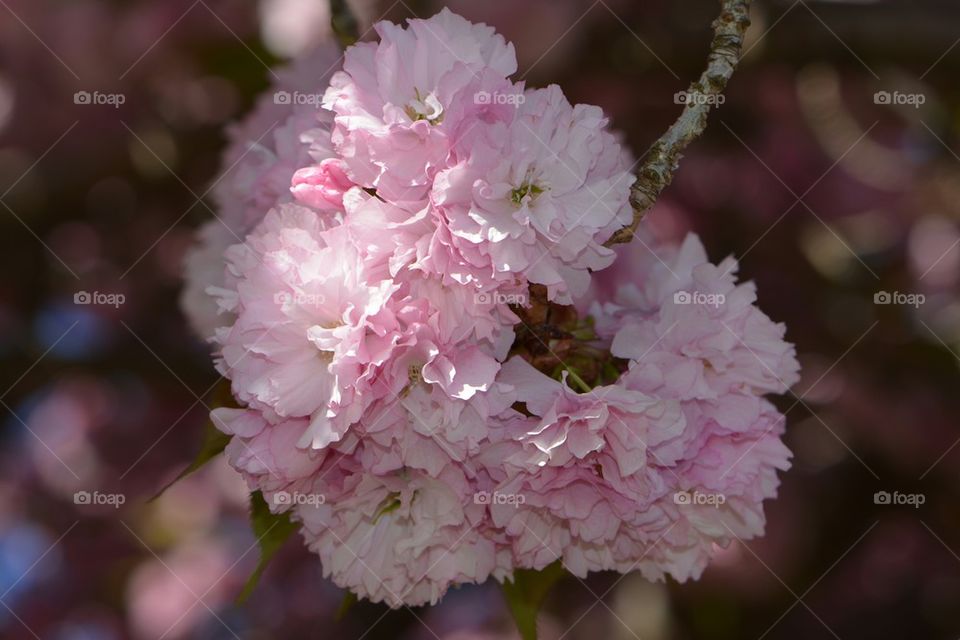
[478,384,791,581]
[322,8,519,202]
[294,455,509,607]
[180,219,240,339]
[595,233,800,408]
[470,233,798,581]
[213,202,510,452]
[182,44,342,340]
[493,357,684,475]
[291,158,354,211]
[181,8,800,608]
[214,44,341,235]
[213,407,326,495]
[212,204,399,448]
[216,408,508,608]
[431,85,636,303]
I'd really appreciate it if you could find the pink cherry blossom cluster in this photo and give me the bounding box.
[181,9,799,607]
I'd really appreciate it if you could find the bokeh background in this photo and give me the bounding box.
[2,0,959,638]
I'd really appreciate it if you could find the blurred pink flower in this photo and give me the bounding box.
[126,539,233,640]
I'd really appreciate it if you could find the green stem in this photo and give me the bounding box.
[566,368,592,393]
[501,562,565,640]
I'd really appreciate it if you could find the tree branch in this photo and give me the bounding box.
[605,0,752,246]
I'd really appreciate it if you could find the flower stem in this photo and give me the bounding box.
[566,368,593,394]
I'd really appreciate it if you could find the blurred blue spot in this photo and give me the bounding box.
[55,621,119,640]
[197,607,249,640]
[0,523,59,602]
[1,390,45,446]
[34,303,110,360]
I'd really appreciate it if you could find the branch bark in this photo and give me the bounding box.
[605,0,753,246]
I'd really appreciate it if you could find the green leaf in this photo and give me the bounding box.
[501,561,565,640]
[335,590,358,622]
[330,0,359,48]
[150,418,230,501]
[237,491,301,603]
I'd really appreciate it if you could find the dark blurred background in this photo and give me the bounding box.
[2,0,959,638]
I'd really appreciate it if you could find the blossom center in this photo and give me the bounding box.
[401,364,423,397]
[404,88,444,125]
[408,364,423,385]
[373,492,402,523]
[510,181,545,206]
